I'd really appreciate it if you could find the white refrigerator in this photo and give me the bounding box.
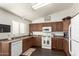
[69,14,79,56]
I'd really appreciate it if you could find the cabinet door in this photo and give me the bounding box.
[36,23,43,31]
[1,42,11,56]
[52,38,63,50]
[29,24,36,31]
[29,23,43,31]
[0,42,2,55]
[51,22,56,31]
[52,38,57,49]
[63,20,70,31]
[33,37,41,47]
[43,23,51,27]
[56,22,63,31]
[22,37,33,52]
[57,39,63,50]
[63,39,69,55]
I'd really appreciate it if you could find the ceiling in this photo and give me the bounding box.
[0,3,74,21]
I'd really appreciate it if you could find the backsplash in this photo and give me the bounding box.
[32,31,64,36]
[52,32,64,36]
[33,31,42,35]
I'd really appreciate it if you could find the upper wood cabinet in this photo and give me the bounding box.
[43,22,51,27]
[29,23,43,31]
[51,22,56,31]
[29,22,63,32]
[62,16,71,32]
[63,20,70,32]
[56,22,63,31]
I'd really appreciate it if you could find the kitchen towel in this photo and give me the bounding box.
[22,48,36,56]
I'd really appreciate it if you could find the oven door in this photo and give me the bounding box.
[42,36,47,46]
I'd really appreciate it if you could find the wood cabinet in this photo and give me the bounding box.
[51,22,56,31]
[29,24,36,31]
[0,42,11,56]
[0,37,34,56]
[63,20,70,32]
[30,22,63,32]
[52,38,63,50]
[0,42,2,55]
[32,36,41,47]
[29,23,43,31]
[63,39,69,55]
[22,36,42,52]
[22,37,33,52]
[56,22,63,31]
[0,40,22,56]
[43,22,51,27]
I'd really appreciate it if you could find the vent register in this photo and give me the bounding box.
[44,16,51,22]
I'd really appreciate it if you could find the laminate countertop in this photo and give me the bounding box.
[0,35,33,43]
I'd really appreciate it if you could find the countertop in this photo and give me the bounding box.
[0,35,69,43]
[0,35,33,43]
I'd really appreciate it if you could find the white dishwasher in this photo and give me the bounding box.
[11,39,22,56]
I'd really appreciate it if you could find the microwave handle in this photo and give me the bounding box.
[69,24,71,40]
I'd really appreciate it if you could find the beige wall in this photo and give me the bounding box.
[0,8,31,39]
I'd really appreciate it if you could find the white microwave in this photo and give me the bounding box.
[42,27,52,32]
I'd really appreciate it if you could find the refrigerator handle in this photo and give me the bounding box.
[69,24,72,55]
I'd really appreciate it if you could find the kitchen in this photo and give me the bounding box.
[0,3,79,56]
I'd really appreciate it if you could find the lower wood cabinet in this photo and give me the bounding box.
[0,36,41,56]
[52,38,70,55]
[0,36,69,56]
[0,42,11,56]
[52,38,63,50]
[32,36,41,47]
[22,37,33,52]
[0,42,2,55]
[0,40,22,56]
[63,39,69,55]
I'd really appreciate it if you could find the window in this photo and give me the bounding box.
[12,20,26,35]
[20,23,25,34]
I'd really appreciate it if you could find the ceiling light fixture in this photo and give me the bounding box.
[32,3,50,10]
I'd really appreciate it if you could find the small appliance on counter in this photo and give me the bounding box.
[29,32,33,36]
[64,32,69,39]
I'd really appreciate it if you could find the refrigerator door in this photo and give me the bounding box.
[72,40,79,56]
[71,14,79,42]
